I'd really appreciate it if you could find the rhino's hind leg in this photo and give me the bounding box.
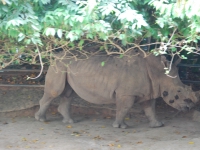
[141,99,164,128]
[35,93,54,122]
[58,84,74,124]
[113,96,134,129]
[35,66,66,122]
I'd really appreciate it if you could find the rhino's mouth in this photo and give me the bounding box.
[180,99,195,112]
[181,106,190,112]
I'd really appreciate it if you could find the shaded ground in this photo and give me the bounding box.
[0,108,200,150]
[1,87,200,150]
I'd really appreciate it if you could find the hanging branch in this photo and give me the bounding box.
[27,45,44,80]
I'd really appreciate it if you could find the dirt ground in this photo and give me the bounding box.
[1,105,200,150]
[1,87,200,150]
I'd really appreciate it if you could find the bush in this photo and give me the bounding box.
[0,0,200,73]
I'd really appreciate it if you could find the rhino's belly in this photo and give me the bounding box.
[68,79,115,104]
[73,87,115,104]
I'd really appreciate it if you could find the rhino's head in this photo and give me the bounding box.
[145,54,199,111]
[160,56,198,111]
[161,86,197,111]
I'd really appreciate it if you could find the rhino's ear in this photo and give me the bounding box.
[161,55,168,68]
[161,55,167,62]
[174,57,181,67]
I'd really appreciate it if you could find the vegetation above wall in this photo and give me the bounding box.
[0,0,200,74]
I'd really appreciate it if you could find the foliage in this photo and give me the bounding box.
[0,0,200,73]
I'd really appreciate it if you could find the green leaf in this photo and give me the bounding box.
[31,25,40,31]
[101,61,105,66]
[100,46,104,51]
[78,39,84,46]
[25,39,31,45]
[41,0,51,4]
[45,28,56,36]
[18,34,25,42]
[165,70,170,74]
[86,34,93,39]
[181,55,187,59]
[2,6,8,12]
[156,18,165,28]
[31,38,37,44]
[57,29,62,38]
[119,34,126,40]
[74,29,82,35]
[76,16,84,23]
[171,47,177,52]
[66,31,78,41]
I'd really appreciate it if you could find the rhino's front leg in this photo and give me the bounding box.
[113,96,134,129]
[141,99,164,128]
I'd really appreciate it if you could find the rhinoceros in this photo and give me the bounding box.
[35,50,199,128]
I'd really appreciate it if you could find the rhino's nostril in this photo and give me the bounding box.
[169,100,174,104]
[184,99,192,103]
[175,95,179,100]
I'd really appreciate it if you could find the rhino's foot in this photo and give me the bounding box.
[62,118,75,124]
[35,112,46,122]
[149,121,164,128]
[112,121,127,129]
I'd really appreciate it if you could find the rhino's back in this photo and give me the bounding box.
[66,55,151,104]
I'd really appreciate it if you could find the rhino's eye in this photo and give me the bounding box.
[163,91,168,97]
[177,90,181,92]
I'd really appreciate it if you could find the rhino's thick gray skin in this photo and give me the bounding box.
[35,50,198,128]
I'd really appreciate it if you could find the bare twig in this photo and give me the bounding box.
[107,38,125,53]
[27,45,44,80]
[167,28,177,45]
